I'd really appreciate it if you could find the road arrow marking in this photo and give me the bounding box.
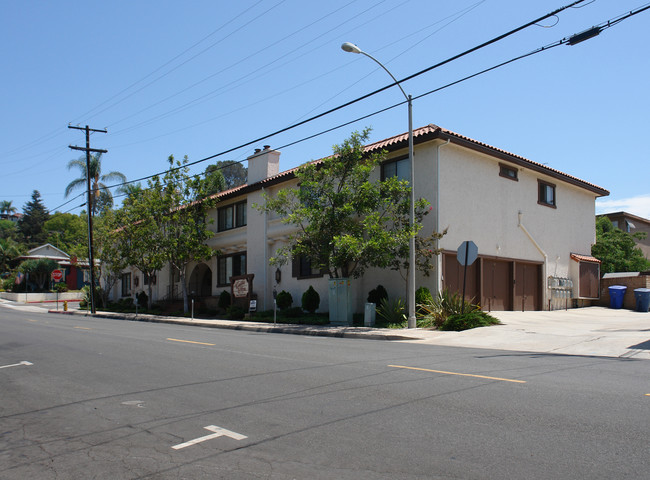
[172,425,247,450]
[0,361,33,369]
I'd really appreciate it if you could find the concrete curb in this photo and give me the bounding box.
[48,309,421,341]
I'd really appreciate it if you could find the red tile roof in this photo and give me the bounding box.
[211,123,609,200]
[571,253,601,263]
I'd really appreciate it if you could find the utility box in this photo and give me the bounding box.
[364,303,376,327]
[328,278,353,326]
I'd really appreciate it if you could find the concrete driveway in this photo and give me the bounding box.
[402,306,650,359]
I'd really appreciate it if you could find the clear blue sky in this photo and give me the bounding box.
[1,0,649,218]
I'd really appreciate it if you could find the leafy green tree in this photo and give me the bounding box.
[202,164,227,196]
[18,190,50,247]
[258,129,429,279]
[93,210,123,307]
[157,156,217,312]
[43,213,88,255]
[0,219,19,241]
[109,155,217,311]
[65,153,127,214]
[0,238,24,274]
[208,161,247,190]
[109,186,166,309]
[18,258,59,291]
[592,216,650,273]
[384,202,447,298]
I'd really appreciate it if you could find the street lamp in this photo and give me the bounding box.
[341,42,416,329]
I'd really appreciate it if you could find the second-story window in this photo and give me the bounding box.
[218,201,246,231]
[538,180,556,208]
[499,163,518,181]
[381,156,410,182]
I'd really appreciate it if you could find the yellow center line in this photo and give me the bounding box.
[74,326,91,330]
[388,365,526,384]
[167,338,215,346]
[27,319,38,322]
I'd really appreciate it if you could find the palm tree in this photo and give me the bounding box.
[65,153,127,214]
[0,200,17,217]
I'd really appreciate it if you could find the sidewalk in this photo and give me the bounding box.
[44,305,650,360]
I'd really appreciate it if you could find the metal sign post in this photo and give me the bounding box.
[457,241,478,313]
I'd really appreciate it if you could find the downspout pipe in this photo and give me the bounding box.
[517,211,548,309]
[435,139,450,295]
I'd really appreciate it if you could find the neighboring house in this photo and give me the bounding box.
[110,124,609,312]
[16,244,92,290]
[0,212,22,223]
[598,211,650,260]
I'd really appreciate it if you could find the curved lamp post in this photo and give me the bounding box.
[341,42,416,329]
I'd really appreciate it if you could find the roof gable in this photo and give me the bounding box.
[26,244,70,260]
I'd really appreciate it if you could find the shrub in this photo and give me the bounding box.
[415,286,433,317]
[283,306,304,318]
[441,311,500,331]
[301,285,320,313]
[367,285,388,305]
[276,290,293,310]
[227,304,246,320]
[52,283,68,293]
[376,297,407,327]
[418,289,479,328]
[218,290,231,310]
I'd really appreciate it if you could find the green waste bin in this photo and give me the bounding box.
[634,288,650,312]
[608,285,627,309]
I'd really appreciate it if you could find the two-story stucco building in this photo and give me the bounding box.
[111,124,608,313]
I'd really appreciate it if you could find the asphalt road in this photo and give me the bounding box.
[1,304,649,479]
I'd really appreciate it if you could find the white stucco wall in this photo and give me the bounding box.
[436,143,598,306]
[104,135,602,314]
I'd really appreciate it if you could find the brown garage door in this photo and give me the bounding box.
[482,259,512,311]
[443,252,480,303]
[514,262,541,311]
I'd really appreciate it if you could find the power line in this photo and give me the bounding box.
[70,0,278,123]
[63,1,649,211]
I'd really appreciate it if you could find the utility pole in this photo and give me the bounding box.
[69,125,107,315]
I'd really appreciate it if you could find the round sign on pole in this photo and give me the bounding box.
[457,241,478,266]
[51,269,63,282]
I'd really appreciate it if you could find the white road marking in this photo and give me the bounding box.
[172,425,247,450]
[0,361,33,369]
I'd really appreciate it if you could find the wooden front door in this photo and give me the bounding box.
[514,262,541,311]
[482,259,513,311]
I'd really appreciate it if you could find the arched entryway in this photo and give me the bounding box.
[188,263,212,297]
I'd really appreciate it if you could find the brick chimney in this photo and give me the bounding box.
[247,145,280,184]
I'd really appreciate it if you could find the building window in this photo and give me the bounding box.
[538,180,556,208]
[217,252,246,286]
[292,254,323,279]
[499,163,518,181]
[144,272,156,285]
[217,201,246,232]
[381,156,410,182]
[121,273,131,297]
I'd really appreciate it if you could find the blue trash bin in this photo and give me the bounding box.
[634,288,650,312]
[608,285,627,309]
